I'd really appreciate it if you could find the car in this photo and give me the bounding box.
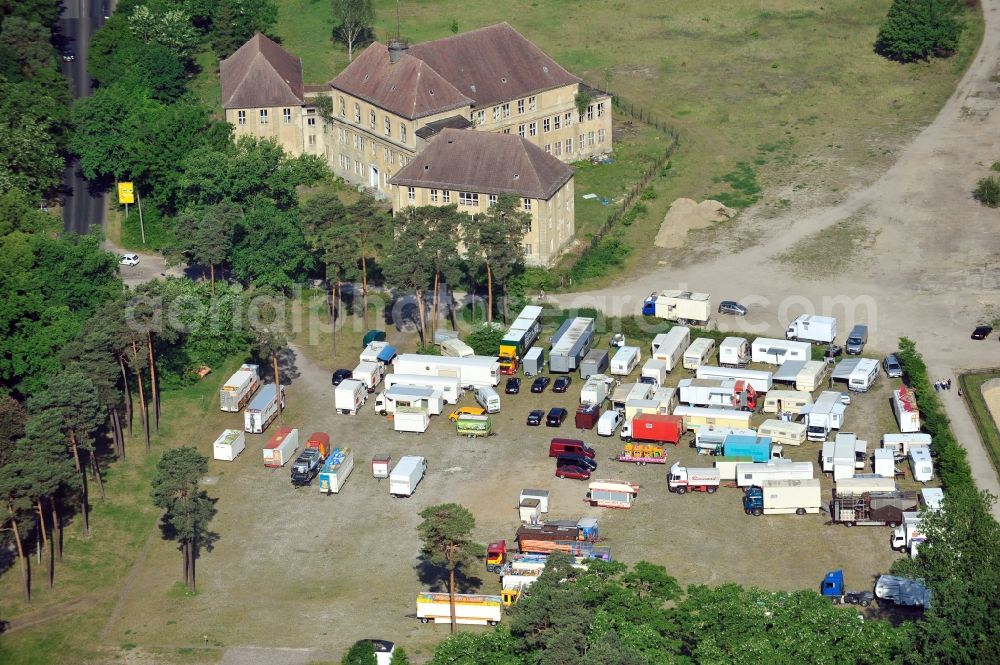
[838,392,852,405]
[718,300,748,316]
[557,453,598,471]
[505,377,521,394]
[530,376,551,393]
[554,464,591,480]
[824,344,843,359]
[448,406,485,422]
[330,368,352,386]
[972,325,993,340]
[883,354,903,378]
[609,333,626,348]
[596,410,624,436]
[553,376,572,393]
[119,253,139,266]
[526,409,544,426]
[545,407,568,427]
[61,45,75,62]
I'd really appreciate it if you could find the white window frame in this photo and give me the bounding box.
[528,96,536,111]
[354,103,361,123]
[493,106,500,122]
[283,108,291,124]
[459,192,479,206]
[502,103,510,119]
[523,198,532,211]
[518,124,525,137]
[407,186,415,201]
[369,110,376,129]
[598,128,606,143]
[338,97,345,116]
[587,105,594,121]
[529,122,537,137]
[543,118,550,133]
[430,189,438,202]
[476,110,485,125]
[400,124,407,144]
[564,112,572,126]
[237,110,246,125]
[517,99,525,114]
[259,109,269,124]
[489,194,497,207]
[565,138,572,153]
[553,114,561,130]
[384,117,391,135]
[597,102,605,117]
[442,190,451,203]
[544,144,551,154]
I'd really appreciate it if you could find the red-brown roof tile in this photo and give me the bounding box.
[220,33,304,109]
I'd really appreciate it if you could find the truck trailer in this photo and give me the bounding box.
[393,406,430,433]
[674,406,754,432]
[695,365,773,393]
[678,378,758,411]
[219,364,261,412]
[620,413,683,445]
[389,455,426,496]
[722,434,783,462]
[650,327,690,371]
[393,354,500,388]
[784,315,837,344]
[212,429,246,461]
[654,290,711,325]
[318,447,355,494]
[549,317,595,373]
[736,460,814,488]
[580,349,610,379]
[743,478,822,515]
[694,427,757,454]
[244,383,284,433]
[498,305,543,374]
[416,593,502,626]
[892,386,921,433]
[874,575,931,610]
[829,490,919,526]
[263,427,299,468]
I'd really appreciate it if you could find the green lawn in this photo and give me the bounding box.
[959,370,1000,478]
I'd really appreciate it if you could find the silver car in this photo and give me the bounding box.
[883,354,903,378]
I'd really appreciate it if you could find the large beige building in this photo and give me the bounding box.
[219,24,612,266]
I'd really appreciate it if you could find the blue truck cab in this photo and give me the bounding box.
[642,293,658,316]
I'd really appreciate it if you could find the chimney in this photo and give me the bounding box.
[388,39,409,64]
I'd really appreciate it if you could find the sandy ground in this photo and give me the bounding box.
[555,0,1000,519]
[982,378,1000,432]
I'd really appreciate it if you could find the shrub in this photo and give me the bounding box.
[974,175,1000,207]
[875,0,965,62]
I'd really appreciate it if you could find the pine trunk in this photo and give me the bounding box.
[130,338,149,451]
[360,253,369,330]
[272,353,282,415]
[90,451,106,500]
[502,283,510,323]
[36,499,52,589]
[147,331,159,433]
[119,356,133,436]
[80,465,90,538]
[182,540,190,588]
[188,539,197,592]
[415,290,427,346]
[431,272,440,342]
[326,272,335,324]
[51,500,62,561]
[486,261,494,323]
[332,281,339,355]
[209,263,215,295]
[9,510,30,603]
[448,567,457,634]
[111,406,124,460]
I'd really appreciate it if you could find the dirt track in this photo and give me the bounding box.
[556,0,1000,519]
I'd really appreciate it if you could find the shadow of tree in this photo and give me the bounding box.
[414,554,483,594]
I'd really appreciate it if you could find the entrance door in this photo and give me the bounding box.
[370,165,380,189]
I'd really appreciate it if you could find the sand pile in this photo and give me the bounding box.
[654,198,736,248]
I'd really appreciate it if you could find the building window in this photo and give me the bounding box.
[597,102,606,117]
[518,124,525,137]
[400,124,407,144]
[442,190,450,203]
[543,118,550,133]
[587,105,594,121]
[579,133,584,148]
[371,141,376,156]
[283,108,291,124]
[565,138,572,153]
[588,131,595,146]
[259,109,268,124]
[554,142,562,156]
[502,103,510,119]
[384,147,390,161]
[598,128,606,143]
[430,189,438,202]
[528,96,536,111]
[355,160,362,174]
[400,156,408,167]
[368,110,375,129]
[407,186,415,201]
[523,198,532,211]
[544,144,551,154]
[308,134,316,146]
[553,114,561,130]
[564,112,572,126]
[353,103,361,123]
[338,97,345,116]
[384,171,391,186]
[476,110,485,125]
[492,106,500,122]
[529,122,537,137]
[489,194,497,207]
[459,192,479,206]
[523,244,532,256]
[389,151,395,165]
[502,128,510,134]
[307,116,316,126]
[237,110,246,125]
[517,99,524,114]
[384,117,391,135]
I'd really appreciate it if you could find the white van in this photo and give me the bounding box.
[597,410,624,437]
[475,386,501,414]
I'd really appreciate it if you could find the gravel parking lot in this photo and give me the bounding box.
[108,340,914,660]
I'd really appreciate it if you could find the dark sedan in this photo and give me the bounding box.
[972,325,993,340]
[557,453,598,471]
[531,376,551,393]
[546,407,568,427]
[331,368,352,385]
[526,409,544,426]
[553,376,572,393]
[505,377,521,394]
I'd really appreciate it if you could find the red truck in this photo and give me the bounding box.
[621,414,683,445]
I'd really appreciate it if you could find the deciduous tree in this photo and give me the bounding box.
[417,503,483,634]
[463,194,528,322]
[875,0,964,62]
[332,0,374,61]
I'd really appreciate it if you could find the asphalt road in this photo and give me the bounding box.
[60,0,108,235]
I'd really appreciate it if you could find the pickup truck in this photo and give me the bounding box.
[290,448,324,487]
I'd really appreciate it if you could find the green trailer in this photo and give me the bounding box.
[456,414,492,437]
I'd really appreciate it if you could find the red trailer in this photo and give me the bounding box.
[575,404,599,429]
[305,431,331,459]
[622,414,683,445]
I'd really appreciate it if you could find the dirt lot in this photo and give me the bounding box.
[106,340,912,661]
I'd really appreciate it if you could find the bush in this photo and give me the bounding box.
[640,187,657,200]
[974,175,1000,207]
[875,0,965,62]
[568,236,630,281]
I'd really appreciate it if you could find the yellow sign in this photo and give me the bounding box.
[117,182,135,204]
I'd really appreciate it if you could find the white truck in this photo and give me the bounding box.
[373,385,444,416]
[743,479,823,516]
[393,354,500,388]
[416,593,501,626]
[581,374,615,405]
[335,379,367,415]
[352,360,384,393]
[736,460,814,488]
[394,406,430,433]
[784,315,837,344]
[891,512,927,558]
[654,290,711,325]
[219,363,261,412]
[892,386,921,433]
[390,455,426,496]
[682,337,716,370]
[821,432,868,481]
[650,327,690,371]
[640,358,667,388]
[751,338,811,365]
[667,462,721,493]
[244,383,284,433]
[385,373,462,404]
[719,337,750,368]
[803,391,847,442]
[696,365,773,393]
[610,346,641,376]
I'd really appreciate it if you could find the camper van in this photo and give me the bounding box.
[475,386,501,414]
[757,419,807,447]
[762,390,813,416]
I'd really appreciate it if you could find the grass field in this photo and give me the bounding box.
[960,370,1000,477]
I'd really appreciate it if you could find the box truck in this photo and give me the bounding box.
[212,429,246,461]
[318,447,354,494]
[891,512,927,556]
[736,461,814,488]
[335,379,368,415]
[757,420,807,447]
[394,406,430,433]
[219,364,261,412]
[668,463,721,494]
[640,359,667,388]
[695,366,773,393]
[244,383,284,433]
[580,349,610,379]
[803,391,847,441]
[620,414,683,445]
[762,390,812,415]
[678,378,758,411]
[723,434,782,462]
[743,479,822,515]
[263,427,298,468]
[751,338,812,366]
[654,290,712,325]
[610,346,641,376]
[784,315,837,343]
[683,338,716,370]
[393,354,500,388]
[909,446,934,483]
[549,317,595,373]
[474,386,501,414]
[352,360,384,392]
[385,373,461,404]
[650,327,690,371]
[892,386,921,433]
[416,593,501,626]
[719,337,750,368]
[498,305,543,374]
[390,455,426,497]
[581,374,614,405]
[674,406,753,432]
